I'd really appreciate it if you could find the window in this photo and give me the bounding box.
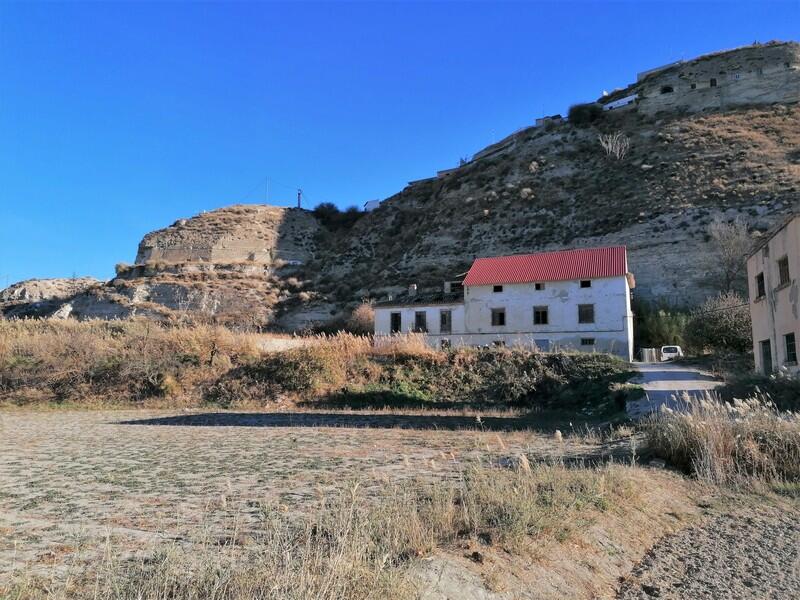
[580,338,595,346]
[710,78,717,87]
[785,333,797,365]
[755,272,766,299]
[535,282,545,291]
[690,83,697,90]
[414,311,427,333]
[390,312,401,333]
[534,339,550,352]
[492,340,506,348]
[439,309,452,334]
[533,306,549,325]
[491,308,506,327]
[440,339,451,350]
[493,285,503,293]
[660,85,674,94]
[778,256,791,286]
[580,280,592,288]
[578,304,595,324]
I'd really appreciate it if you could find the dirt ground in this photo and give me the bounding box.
[0,409,625,584]
[2,410,798,599]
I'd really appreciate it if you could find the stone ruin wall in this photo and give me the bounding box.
[636,42,800,115]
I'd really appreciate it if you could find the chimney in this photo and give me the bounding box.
[408,284,417,297]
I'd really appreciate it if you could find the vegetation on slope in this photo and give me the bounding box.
[0,320,634,416]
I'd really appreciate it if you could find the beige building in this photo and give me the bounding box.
[746,214,800,374]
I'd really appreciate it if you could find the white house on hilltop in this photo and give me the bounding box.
[374,246,635,361]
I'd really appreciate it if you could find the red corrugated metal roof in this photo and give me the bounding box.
[462,246,628,286]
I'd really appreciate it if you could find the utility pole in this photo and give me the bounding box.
[297,188,302,209]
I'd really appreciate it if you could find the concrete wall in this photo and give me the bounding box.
[636,42,800,116]
[747,216,800,375]
[374,302,466,337]
[374,275,633,361]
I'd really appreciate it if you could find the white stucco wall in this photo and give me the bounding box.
[374,275,634,361]
[374,303,465,337]
[747,216,800,375]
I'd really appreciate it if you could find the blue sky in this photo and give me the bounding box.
[1,1,797,285]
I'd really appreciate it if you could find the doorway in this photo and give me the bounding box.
[760,340,772,374]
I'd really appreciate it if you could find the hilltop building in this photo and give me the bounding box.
[747,214,800,375]
[374,246,635,361]
[600,41,800,116]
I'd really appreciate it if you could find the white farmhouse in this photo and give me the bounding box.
[374,246,635,361]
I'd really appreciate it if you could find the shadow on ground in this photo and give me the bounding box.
[116,412,533,431]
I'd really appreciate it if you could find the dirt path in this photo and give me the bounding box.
[627,362,723,418]
[617,506,800,599]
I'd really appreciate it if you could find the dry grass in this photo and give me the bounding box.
[3,461,636,600]
[644,395,800,488]
[0,319,261,406]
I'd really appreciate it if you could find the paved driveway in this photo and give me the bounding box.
[627,362,723,418]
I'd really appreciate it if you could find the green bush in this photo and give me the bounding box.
[567,103,603,126]
[633,300,690,349]
[685,292,751,354]
[238,344,633,411]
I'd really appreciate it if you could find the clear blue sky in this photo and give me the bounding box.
[1,1,797,285]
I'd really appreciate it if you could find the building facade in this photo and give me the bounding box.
[374,246,635,361]
[746,214,800,375]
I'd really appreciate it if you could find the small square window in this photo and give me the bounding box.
[440,339,451,350]
[580,338,595,346]
[785,333,797,365]
[578,304,595,324]
[493,285,503,293]
[533,306,549,325]
[492,340,506,348]
[535,283,545,291]
[690,83,697,90]
[778,256,790,286]
[580,280,591,288]
[491,308,506,327]
[710,78,717,87]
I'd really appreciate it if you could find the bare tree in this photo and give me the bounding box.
[598,132,630,160]
[707,216,753,293]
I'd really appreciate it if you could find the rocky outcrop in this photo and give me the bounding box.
[0,277,101,304]
[135,205,319,265]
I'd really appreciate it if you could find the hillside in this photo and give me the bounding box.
[2,42,799,329]
[314,102,800,308]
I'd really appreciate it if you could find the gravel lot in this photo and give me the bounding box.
[618,506,800,599]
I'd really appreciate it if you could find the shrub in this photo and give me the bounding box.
[685,292,751,354]
[644,396,800,487]
[345,303,375,335]
[0,320,260,405]
[568,102,603,126]
[718,372,800,411]
[313,202,364,231]
[597,132,630,160]
[633,300,690,349]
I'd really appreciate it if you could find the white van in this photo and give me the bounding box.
[660,345,684,361]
